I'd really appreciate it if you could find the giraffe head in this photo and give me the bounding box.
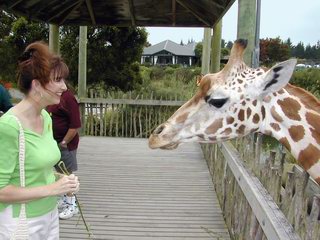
[149,39,297,149]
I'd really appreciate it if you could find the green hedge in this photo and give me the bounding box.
[290,69,320,98]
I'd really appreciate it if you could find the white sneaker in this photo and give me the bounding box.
[57,195,68,213]
[59,204,79,220]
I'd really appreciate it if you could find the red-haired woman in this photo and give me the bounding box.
[0,42,80,239]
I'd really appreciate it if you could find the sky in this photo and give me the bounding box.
[145,0,320,46]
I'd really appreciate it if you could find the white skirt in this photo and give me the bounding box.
[0,205,59,240]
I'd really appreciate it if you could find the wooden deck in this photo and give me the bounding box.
[60,137,230,240]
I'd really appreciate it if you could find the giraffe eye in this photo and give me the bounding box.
[207,98,229,108]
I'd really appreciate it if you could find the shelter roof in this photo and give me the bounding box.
[0,0,235,27]
[143,40,196,56]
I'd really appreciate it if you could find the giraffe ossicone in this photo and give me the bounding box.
[148,39,320,185]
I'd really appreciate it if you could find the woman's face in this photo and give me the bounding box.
[42,71,67,105]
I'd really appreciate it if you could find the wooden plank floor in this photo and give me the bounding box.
[60,137,230,240]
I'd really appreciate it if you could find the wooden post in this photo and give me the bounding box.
[237,0,257,66]
[49,24,59,54]
[210,20,222,73]
[78,26,88,136]
[201,28,211,74]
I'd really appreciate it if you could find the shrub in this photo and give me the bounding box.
[290,69,320,98]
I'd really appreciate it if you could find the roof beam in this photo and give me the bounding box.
[176,0,212,27]
[57,1,84,25]
[85,0,96,25]
[7,0,24,9]
[48,0,83,23]
[128,0,136,26]
[172,0,176,26]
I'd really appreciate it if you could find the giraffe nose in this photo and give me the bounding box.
[153,124,165,135]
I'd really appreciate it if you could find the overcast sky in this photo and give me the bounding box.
[146,0,320,46]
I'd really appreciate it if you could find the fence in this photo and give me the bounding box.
[201,135,320,240]
[79,90,186,137]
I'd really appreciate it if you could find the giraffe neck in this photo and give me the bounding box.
[260,85,320,184]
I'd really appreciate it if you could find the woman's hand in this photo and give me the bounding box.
[50,174,80,196]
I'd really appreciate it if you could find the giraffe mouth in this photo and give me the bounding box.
[148,133,180,150]
[159,142,179,150]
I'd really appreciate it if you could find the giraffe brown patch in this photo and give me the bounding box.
[305,112,320,156]
[264,130,272,136]
[238,109,245,121]
[176,112,189,124]
[196,134,205,140]
[315,177,320,185]
[236,125,246,135]
[222,128,232,135]
[209,136,217,141]
[193,78,211,104]
[226,117,234,124]
[261,106,266,120]
[288,125,305,142]
[278,89,285,94]
[277,98,301,121]
[310,128,320,145]
[271,106,283,122]
[250,127,259,133]
[270,123,280,131]
[298,144,320,170]
[253,114,260,124]
[306,112,320,133]
[285,84,320,112]
[238,79,243,84]
[252,100,257,106]
[279,137,291,152]
[205,118,223,135]
[247,108,252,118]
[241,100,246,106]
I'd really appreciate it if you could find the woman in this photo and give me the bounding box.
[0,42,80,240]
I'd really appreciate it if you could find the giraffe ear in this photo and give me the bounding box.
[254,59,297,97]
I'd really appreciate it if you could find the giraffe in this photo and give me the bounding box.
[148,39,320,185]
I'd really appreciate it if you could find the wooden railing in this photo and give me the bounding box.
[202,135,320,240]
[79,91,186,137]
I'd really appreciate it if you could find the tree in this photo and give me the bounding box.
[226,41,233,49]
[60,26,147,91]
[259,37,289,65]
[194,42,203,66]
[292,42,305,59]
[0,11,48,81]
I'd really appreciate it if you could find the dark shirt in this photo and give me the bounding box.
[0,84,13,113]
[47,89,81,151]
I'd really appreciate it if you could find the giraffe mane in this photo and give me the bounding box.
[285,84,320,113]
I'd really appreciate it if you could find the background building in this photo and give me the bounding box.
[141,40,197,66]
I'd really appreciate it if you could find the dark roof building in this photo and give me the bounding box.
[141,40,198,66]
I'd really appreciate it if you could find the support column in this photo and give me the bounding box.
[237,0,257,66]
[210,20,222,73]
[49,24,59,54]
[189,57,192,66]
[172,56,175,64]
[201,28,211,74]
[78,26,87,135]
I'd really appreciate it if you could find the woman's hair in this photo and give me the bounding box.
[51,55,69,81]
[17,42,69,95]
[17,41,53,94]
